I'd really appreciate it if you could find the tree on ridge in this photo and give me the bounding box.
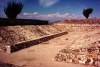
[4,2,24,19]
[83,8,93,19]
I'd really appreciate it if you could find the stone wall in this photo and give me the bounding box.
[0,18,48,26]
[4,31,68,53]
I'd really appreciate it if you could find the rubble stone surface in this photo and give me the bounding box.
[54,41,100,66]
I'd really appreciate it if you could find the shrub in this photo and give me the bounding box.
[83,8,93,19]
[4,2,24,19]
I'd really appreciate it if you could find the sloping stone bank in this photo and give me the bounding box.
[4,31,68,53]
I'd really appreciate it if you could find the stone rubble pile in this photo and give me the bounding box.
[54,41,100,66]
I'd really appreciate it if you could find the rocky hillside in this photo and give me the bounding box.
[53,19,100,66]
[0,18,100,66]
[0,25,63,47]
[0,18,100,46]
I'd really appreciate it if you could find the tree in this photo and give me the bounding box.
[4,2,24,19]
[83,8,93,19]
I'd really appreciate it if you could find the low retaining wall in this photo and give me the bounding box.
[5,31,68,53]
[0,18,48,26]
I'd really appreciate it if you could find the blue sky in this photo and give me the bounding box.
[0,0,100,21]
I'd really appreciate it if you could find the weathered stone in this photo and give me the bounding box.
[78,55,87,64]
[85,58,94,65]
[94,61,100,67]
[74,58,79,64]
[54,44,100,66]
[5,46,11,53]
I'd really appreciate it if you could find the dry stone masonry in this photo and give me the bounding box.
[0,18,48,26]
[0,31,67,53]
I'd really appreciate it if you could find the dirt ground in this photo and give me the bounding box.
[0,32,95,67]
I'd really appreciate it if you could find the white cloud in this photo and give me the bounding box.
[39,0,60,7]
[22,12,84,21]
[33,12,38,15]
[0,11,84,21]
[23,12,39,15]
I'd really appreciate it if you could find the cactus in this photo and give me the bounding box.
[4,2,24,19]
[83,8,93,19]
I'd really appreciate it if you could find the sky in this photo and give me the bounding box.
[0,0,100,21]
